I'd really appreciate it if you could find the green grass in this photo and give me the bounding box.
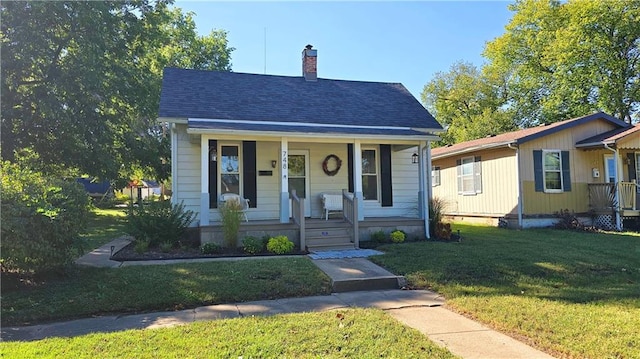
[1,258,332,326]
[1,308,456,359]
[79,208,127,253]
[370,224,640,359]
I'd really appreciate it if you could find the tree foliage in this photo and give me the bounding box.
[423,0,640,145]
[1,1,233,182]
[484,0,640,125]
[422,62,517,145]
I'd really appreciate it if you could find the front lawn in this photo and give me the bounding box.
[1,308,456,359]
[1,258,331,326]
[79,207,127,254]
[370,224,640,359]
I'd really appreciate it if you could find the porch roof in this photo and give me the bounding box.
[576,124,640,150]
[158,68,443,135]
[187,119,436,139]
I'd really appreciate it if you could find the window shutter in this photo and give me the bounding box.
[347,144,354,193]
[561,151,571,192]
[380,144,393,207]
[208,140,218,208]
[456,159,462,194]
[628,153,637,182]
[243,141,257,208]
[533,150,543,192]
[474,156,482,194]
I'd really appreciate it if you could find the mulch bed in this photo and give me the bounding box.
[111,242,308,261]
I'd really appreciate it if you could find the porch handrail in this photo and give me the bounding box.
[290,189,305,251]
[342,189,359,248]
[588,183,616,210]
[619,182,637,210]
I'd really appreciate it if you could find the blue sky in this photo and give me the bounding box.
[173,1,514,100]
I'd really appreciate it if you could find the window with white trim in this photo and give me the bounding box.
[220,144,241,195]
[457,156,481,194]
[432,166,441,187]
[362,148,378,200]
[543,150,562,192]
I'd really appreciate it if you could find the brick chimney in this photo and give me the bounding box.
[302,44,317,81]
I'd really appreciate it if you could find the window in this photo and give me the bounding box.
[456,156,481,195]
[543,150,563,191]
[220,145,240,195]
[432,166,441,187]
[362,149,378,200]
[533,150,571,193]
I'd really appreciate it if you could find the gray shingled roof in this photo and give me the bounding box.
[159,68,442,131]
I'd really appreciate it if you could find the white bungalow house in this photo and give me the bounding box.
[158,46,443,250]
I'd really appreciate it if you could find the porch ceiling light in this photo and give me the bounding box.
[271,160,277,168]
[412,152,419,164]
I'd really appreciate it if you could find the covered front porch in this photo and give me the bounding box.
[577,124,640,230]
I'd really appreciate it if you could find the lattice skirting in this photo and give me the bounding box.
[593,214,615,230]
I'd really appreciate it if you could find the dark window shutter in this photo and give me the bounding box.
[347,144,354,193]
[474,156,482,194]
[456,159,462,194]
[243,141,257,208]
[533,150,543,192]
[208,140,218,208]
[628,153,637,182]
[380,144,393,207]
[561,151,571,192]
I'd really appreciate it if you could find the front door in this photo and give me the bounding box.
[604,155,617,183]
[288,150,311,217]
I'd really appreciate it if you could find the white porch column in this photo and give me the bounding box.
[200,136,210,226]
[424,142,432,239]
[353,140,364,221]
[279,137,290,223]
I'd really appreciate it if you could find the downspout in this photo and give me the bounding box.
[507,143,523,228]
[424,142,432,239]
[604,143,622,231]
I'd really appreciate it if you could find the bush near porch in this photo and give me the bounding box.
[370,224,640,359]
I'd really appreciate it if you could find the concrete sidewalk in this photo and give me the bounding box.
[1,289,554,358]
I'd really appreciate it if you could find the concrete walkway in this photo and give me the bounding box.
[51,238,556,358]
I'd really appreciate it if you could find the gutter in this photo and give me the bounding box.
[507,143,523,228]
[604,143,622,231]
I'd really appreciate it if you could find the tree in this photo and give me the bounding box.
[421,61,517,145]
[484,0,640,125]
[1,1,233,182]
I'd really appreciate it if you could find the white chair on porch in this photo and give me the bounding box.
[219,193,250,222]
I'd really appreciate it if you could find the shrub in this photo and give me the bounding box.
[159,241,173,253]
[390,230,406,243]
[125,201,196,248]
[1,161,91,274]
[219,199,243,248]
[134,240,150,254]
[267,235,294,254]
[243,236,264,255]
[201,242,222,255]
[370,230,387,243]
[429,196,449,235]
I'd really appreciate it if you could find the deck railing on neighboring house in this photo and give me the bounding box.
[588,182,638,211]
[342,189,359,248]
[290,190,305,251]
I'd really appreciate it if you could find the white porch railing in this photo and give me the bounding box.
[342,189,359,248]
[290,189,305,251]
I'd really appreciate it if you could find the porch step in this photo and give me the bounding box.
[306,225,354,251]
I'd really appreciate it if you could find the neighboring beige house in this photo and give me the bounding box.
[431,112,640,230]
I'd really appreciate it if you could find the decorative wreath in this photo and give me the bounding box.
[322,154,342,176]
